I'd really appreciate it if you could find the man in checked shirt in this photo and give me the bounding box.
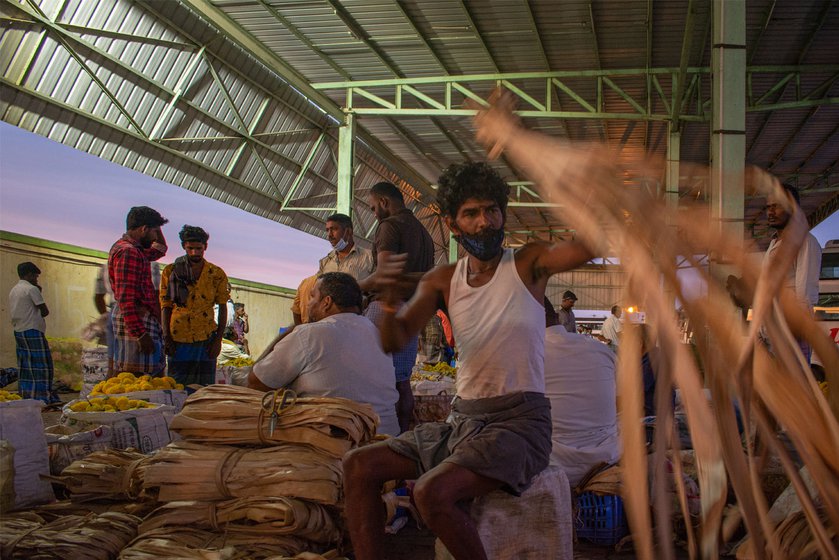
[108,206,169,376]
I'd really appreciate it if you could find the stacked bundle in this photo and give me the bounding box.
[0,511,140,559]
[50,449,150,502]
[140,496,340,542]
[143,442,342,504]
[167,385,377,457]
[122,385,378,558]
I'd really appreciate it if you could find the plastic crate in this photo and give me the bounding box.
[574,492,628,545]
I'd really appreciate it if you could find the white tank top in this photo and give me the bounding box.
[448,248,546,399]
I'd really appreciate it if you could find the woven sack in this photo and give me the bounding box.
[0,400,54,509]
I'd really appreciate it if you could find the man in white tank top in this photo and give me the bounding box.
[343,162,594,560]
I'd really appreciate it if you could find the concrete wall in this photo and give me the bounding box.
[1,231,294,367]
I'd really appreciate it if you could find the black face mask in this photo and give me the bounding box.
[455,227,505,261]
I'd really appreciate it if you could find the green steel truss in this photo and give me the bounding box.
[313,66,839,121]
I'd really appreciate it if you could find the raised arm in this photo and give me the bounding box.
[378,252,448,353]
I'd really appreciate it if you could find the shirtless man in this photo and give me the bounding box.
[342,162,593,560]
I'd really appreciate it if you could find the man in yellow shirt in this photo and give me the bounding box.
[160,225,230,386]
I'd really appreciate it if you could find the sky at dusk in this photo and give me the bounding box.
[1,121,837,291]
[0,121,330,289]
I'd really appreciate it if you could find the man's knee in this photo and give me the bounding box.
[413,472,456,520]
[343,443,409,486]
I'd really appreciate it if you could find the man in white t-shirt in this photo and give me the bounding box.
[765,183,822,361]
[601,305,623,352]
[8,262,58,403]
[247,272,399,436]
[544,300,620,487]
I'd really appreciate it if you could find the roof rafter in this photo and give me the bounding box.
[746,0,834,159]
[176,0,435,199]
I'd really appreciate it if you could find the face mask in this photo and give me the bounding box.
[455,227,505,261]
[334,237,349,252]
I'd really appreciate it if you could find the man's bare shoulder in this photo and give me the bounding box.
[422,262,458,288]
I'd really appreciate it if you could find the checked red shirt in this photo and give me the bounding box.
[108,235,166,338]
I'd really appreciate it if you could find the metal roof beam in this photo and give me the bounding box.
[588,2,607,143]
[671,0,697,130]
[746,0,834,159]
[176,0,435,198]
[0,76,329,229]
[313,66,839,88]
[314,67,839,120]
[748,0,777,65]
[454,0,500,73]
[11,1,340,189]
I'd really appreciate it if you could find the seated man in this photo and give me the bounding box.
[342,162,593,560]
[218,326,250,365]
[544,299,620,488]
[247,272,400,436]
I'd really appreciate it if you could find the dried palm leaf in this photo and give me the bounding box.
[49,448,150,502]
[169,386,378,457]
[736,508,838,560]
[472,90,839,560]
[143,441,343,505]
[140,496,341,544]
[2,511,139,559]
[118,527,312,560]
[32,498,157,520]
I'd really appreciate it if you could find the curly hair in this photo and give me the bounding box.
[436,162,510,218]
[179,225,209,245]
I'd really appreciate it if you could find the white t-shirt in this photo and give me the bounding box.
[544,325,621,487]
[601,314,622,347]
[9,279,47,333]
[765,231,822,306]
[253,313,400,436]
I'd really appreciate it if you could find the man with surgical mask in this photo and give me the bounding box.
[343,162,594,560]
[318,213,375,283]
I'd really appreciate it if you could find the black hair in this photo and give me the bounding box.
[370,181,405,204]
[436,162,510,218]
[126,206,168,230]
[223,326,237,341]
[611,305,621,315]
[325,213,353,230]
[780,182,801,206]
[179,225,209,245]
[17,261,41,278]
[317,272,363,310]
[233,302,245,311]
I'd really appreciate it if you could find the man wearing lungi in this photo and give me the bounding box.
[160,225,230,386]
[9,262,58,403]
[108,206,168,376]
[343,162,594,560]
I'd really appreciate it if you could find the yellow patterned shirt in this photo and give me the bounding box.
[160,261,229,343]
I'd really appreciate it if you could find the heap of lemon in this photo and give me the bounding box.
[0,390,22,402]
[220,356,254,367]
[90,372,184,396]
[411,362,457,382]
[69,396,155,413]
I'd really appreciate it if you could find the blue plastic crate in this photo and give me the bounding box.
[575,492,629,545]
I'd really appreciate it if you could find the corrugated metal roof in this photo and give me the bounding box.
[1,0,837,308]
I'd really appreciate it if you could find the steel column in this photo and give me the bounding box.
[710,0,746,255]
[337,113,355,217]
